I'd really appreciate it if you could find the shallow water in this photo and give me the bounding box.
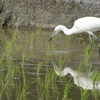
[0,27,100,100]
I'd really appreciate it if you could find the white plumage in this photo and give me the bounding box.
[49,17,100,54]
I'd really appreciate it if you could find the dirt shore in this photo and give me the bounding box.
[0,0,100,29]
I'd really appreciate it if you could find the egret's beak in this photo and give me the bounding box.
[49,36,53,41]
[49,32,55,41]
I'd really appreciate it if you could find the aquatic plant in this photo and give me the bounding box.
[62,79,72,100]
[80,88,90,100]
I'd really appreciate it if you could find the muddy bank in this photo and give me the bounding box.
[0,0,100,28]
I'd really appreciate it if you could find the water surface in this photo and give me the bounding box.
[0,27,100,100]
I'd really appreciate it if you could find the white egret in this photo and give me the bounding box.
[49,17,100,54]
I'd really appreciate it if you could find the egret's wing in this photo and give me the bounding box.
[74,17,100,32]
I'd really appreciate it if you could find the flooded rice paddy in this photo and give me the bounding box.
[0,27,100,100]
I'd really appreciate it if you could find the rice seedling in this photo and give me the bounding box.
[92,70,100,89]
[58,55,66,68]
[15,50,37,100]
[36,59,62,100]
[83,38,95,64]
[92,91,100,100]
[36,74,49,99]
[0,28,34,100]
[36,61,44,81]
[66,36,71,48]
[1,29,18,100]
[84,43,91,64]
[36,61,48,99]
[5,29,18,58]
[29,33,34,47]
[46,45,53,58]
[80,88,90,100]
[35,26,42,35]
[62,79,72,100]
[17,51,27,100]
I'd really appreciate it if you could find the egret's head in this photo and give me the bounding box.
[49,25,65,41]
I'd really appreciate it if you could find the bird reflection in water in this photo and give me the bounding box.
[52,62,100,90]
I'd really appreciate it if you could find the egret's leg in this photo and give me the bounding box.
[99,43,100,55]
[87,31,100,54]
[88,34,93,53]
[87,31,100,41]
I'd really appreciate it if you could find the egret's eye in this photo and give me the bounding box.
[54,30,57,35]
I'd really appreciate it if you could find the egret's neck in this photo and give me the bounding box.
[63,26,82,35]
[63,67,78,77]
[55,66,78,77]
